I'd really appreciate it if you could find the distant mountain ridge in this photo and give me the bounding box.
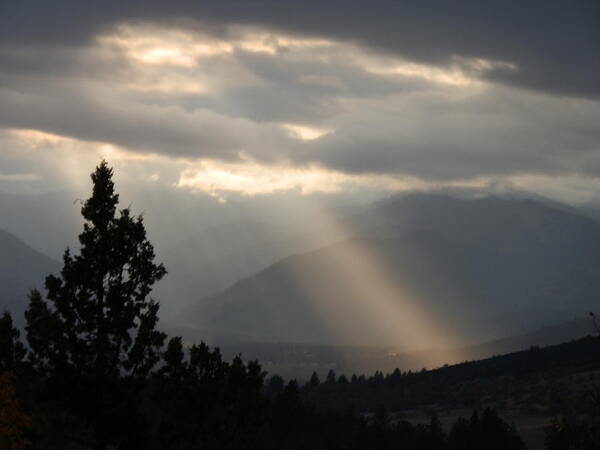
[179,194,600,348]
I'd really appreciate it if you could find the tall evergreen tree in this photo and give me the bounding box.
[26,161,166,380]
[24,161,167,444]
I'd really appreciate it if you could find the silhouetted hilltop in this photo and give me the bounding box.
[302,335,600,415]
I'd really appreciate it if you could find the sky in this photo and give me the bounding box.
[1,0,600,205]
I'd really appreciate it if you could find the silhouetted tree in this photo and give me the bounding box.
[590,312,600,335]
[266,374,284,396]
[468,409,525,450]
[427,413,445,450]
[326,369,336,384]
[0,312,25,373]
[24,161,167,446]
[152,339,266,449]
[447,417,470,450]
[308,371,320,389]
[26,161,166,378]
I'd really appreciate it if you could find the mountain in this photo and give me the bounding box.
[0,229,60,326]
[179,194,600,348]
[156,219,348,314]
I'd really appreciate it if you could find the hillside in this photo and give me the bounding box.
[180,194,600,347]
[303,334,600,411]
[157,220,347,313]
[301,335,600,450]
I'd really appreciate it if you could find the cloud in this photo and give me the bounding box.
[0,75,292,161]
[2,126,600,210]
[175,158,430,200]
[1,0,598,98]
[0,2,599,203]
[302,86,600,179]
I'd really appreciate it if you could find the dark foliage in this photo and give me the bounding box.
[22,162,169,447]
[149,337,267,449]
[258,380,525,450]
[26,161,167,382]
[447,410,525,450]
[545,418,600,450]
[301,336,600,414]
[0,311,26,373]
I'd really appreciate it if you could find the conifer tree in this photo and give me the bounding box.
[307,371,320,390]
[326,369,337,384]
[23,161,168,445]
[25,161,166,404]
[0,312,26,374]
[26,161,166,382]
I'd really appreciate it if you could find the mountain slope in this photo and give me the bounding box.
[0,229,60,325]
[156,219,348,313]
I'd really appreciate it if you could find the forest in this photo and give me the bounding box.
[0,162,598,449]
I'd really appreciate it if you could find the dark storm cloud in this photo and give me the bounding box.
[0,78,291,160]
[0,30,429,162]
[1,0,599,98]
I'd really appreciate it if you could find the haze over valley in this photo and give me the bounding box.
[1,190,598,377]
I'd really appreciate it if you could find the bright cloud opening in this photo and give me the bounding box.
[175,158,494,200]
[363,56,518,87]
[100,24,336,67]
[283,124,334,141]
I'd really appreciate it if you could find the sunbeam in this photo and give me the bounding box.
[281,205,467,367]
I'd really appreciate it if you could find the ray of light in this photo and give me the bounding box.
[281,205,468,369]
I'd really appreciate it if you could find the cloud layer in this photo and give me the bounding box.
[0,1,599,199]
